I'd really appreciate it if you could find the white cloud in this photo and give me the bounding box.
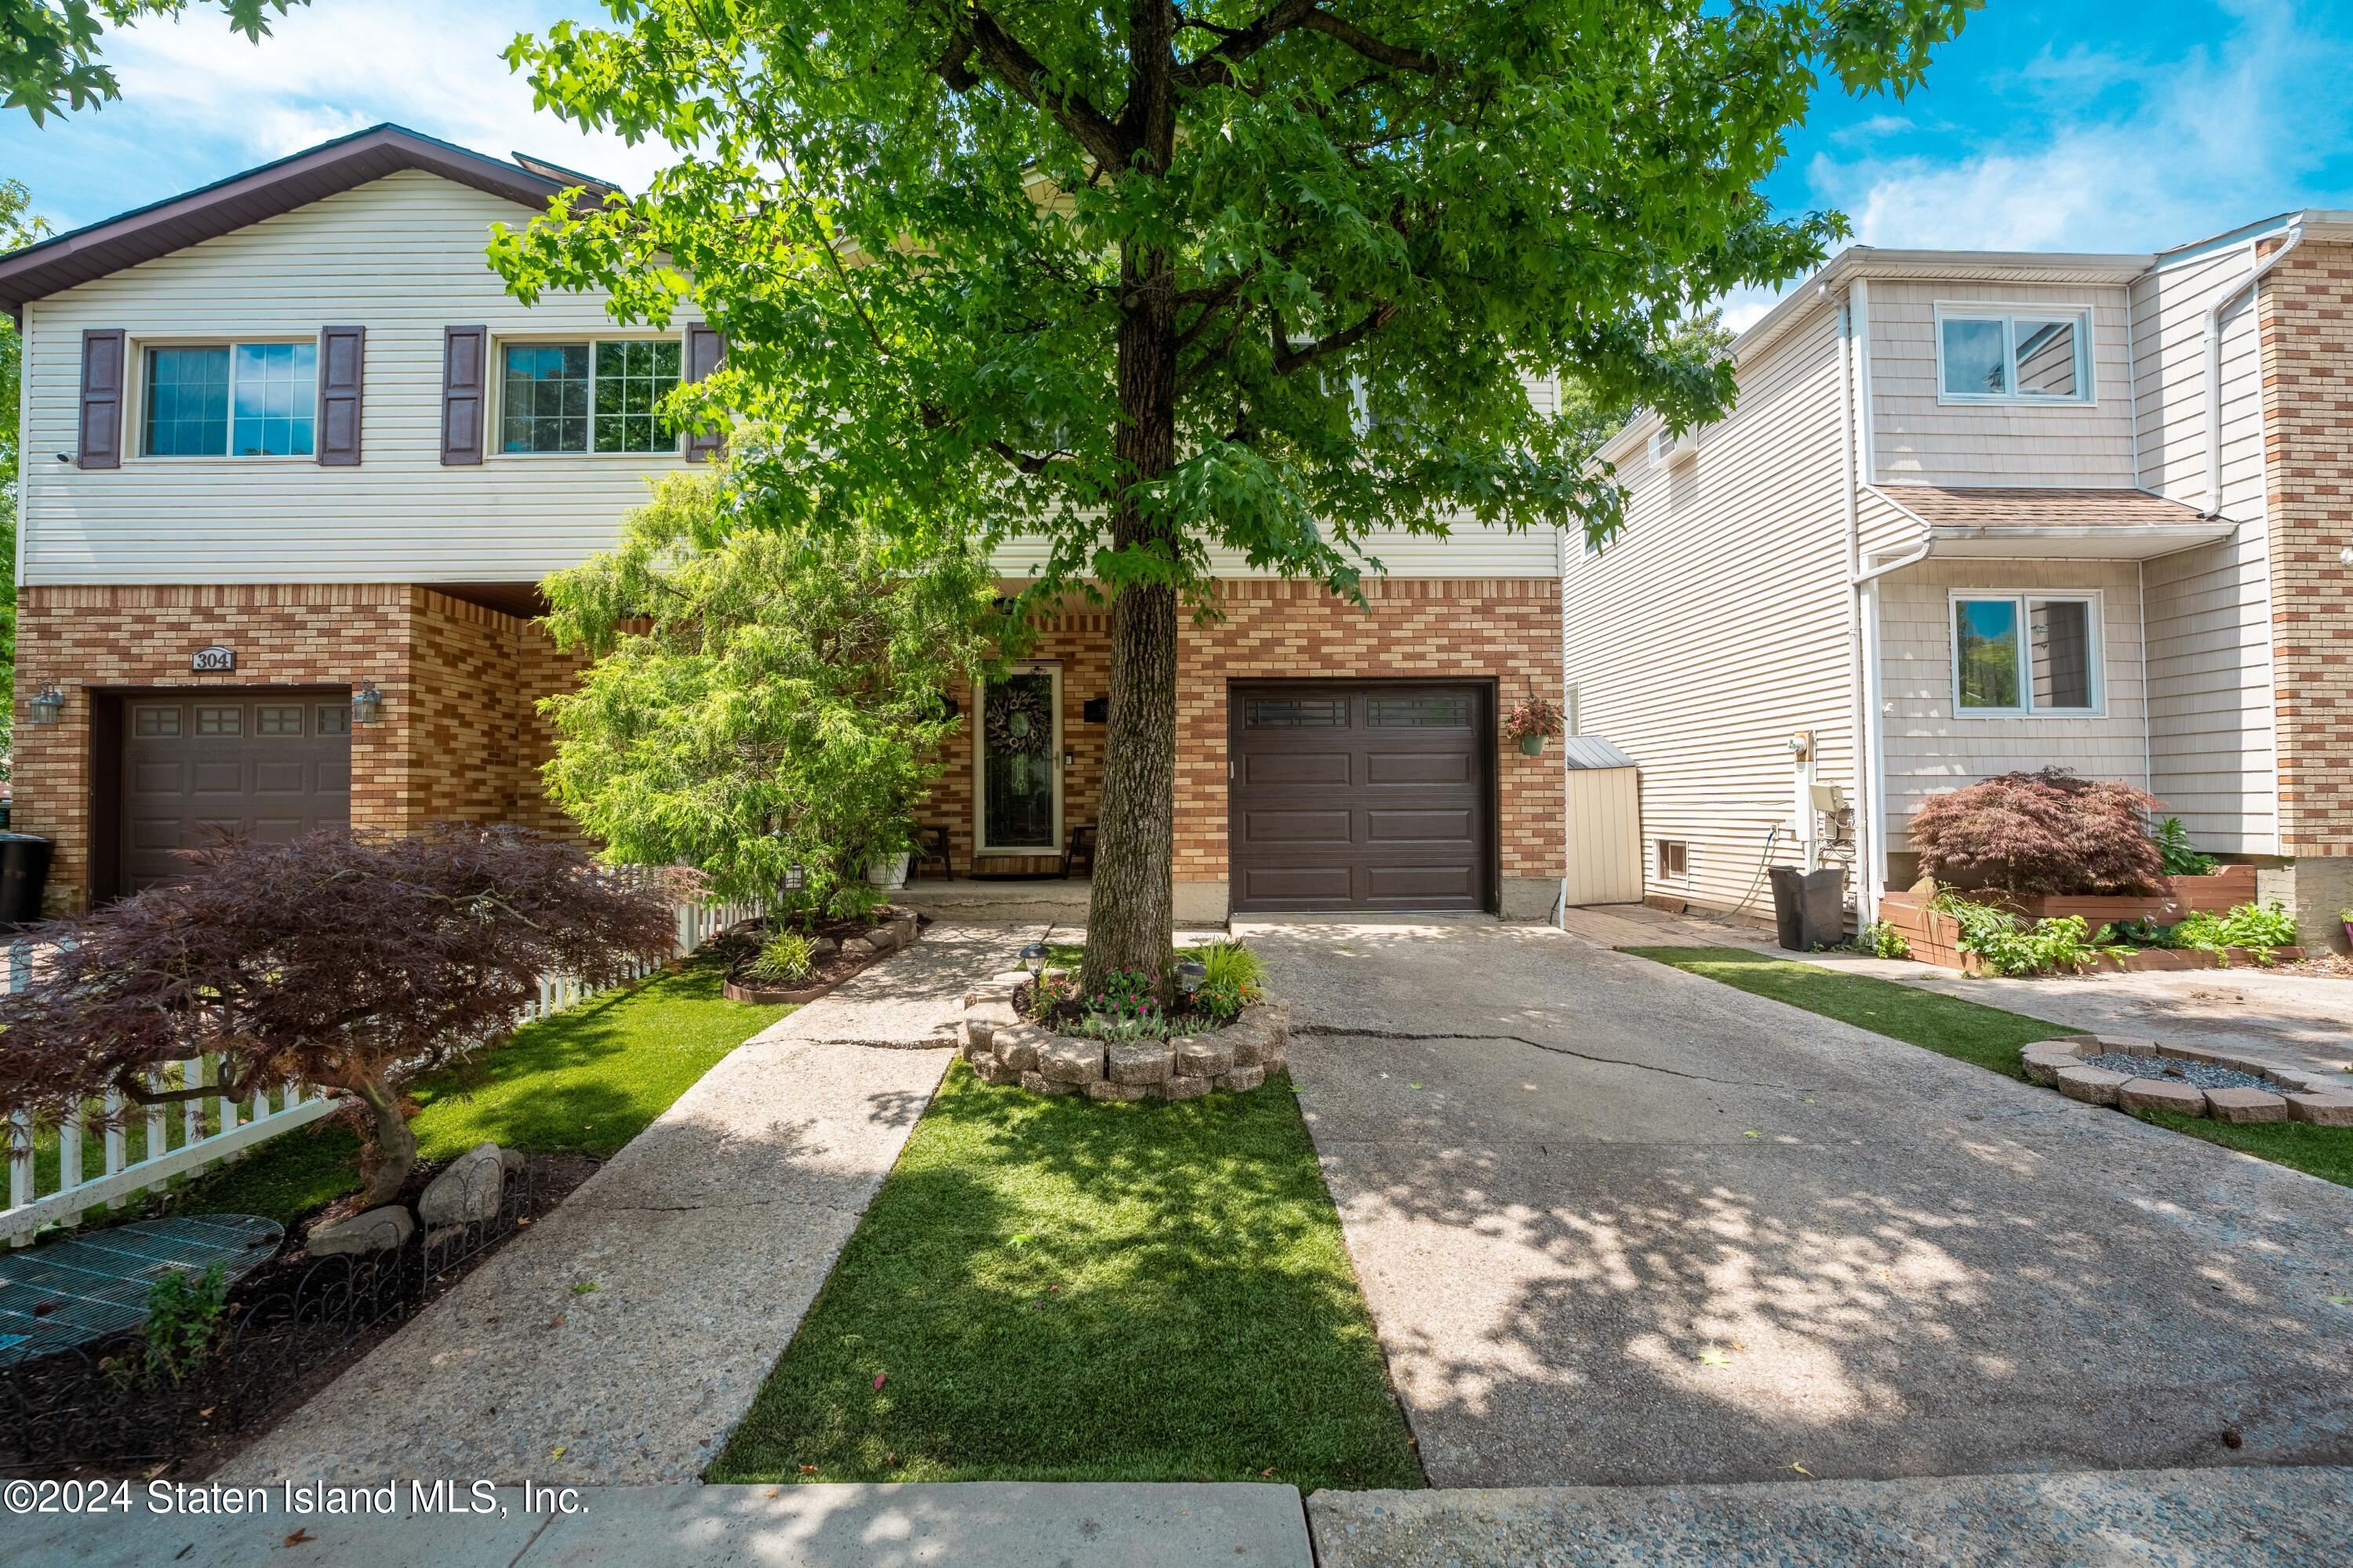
[93,2,676,189]
[1805,1,2351,253]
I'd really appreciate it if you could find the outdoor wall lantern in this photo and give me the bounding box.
[1176,959,1208,1000]
[24,684,65,726]
[1020,941,1050,977]
[350,681,386,726]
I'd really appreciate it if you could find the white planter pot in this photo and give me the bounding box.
[866,852,912,890]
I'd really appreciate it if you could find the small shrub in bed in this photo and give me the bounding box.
[746,930,818,984]
[1907,769,2166,896]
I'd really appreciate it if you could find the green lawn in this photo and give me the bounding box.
[169,955,790,1226]
[709,1060,1422,1490]
[1627,945,2353,1188]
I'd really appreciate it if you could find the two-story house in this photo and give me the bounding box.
[1,125,1567,922]
[1566,215,2353,950]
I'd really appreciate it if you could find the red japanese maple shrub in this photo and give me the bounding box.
[1906,769,2166,896]
[0,827,688,1207]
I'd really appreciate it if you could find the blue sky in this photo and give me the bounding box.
[4,0,2350,329]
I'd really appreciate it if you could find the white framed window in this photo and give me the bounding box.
[1655,839,1689,880]
[1951,591,2103,717]
[496,337,682,455]
[1934,307,2093,404]
[140,340,317,457]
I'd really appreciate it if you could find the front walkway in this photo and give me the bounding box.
[1238,918,2353,1490]
[227,925,1038,1486]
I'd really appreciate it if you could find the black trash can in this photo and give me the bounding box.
[0,833,53,930]
[1768,864,1846,951]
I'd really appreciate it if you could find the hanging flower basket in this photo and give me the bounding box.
[1502,690,1564,755]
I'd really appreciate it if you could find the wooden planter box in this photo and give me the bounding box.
[1879,877,2299,976]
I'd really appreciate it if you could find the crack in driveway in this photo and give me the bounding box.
[1293,1024,1792,1089]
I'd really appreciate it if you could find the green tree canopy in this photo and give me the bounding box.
[540,468,1004,910]
[496,0,1973,986]
[0,176,45,746]
[2,2,307,122]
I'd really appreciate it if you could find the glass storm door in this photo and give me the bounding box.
[979,668,1060,853]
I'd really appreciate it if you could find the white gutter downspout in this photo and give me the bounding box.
[1830,283,1877,925]
[2202,224,2304,515]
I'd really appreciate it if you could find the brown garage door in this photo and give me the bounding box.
[1227,681,1492,913]
[119,693,352,894]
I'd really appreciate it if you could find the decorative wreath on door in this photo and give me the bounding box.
[985,682,1053,758]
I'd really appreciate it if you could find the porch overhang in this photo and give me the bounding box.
[1870,485,2237,562]
[1924,522,2238,559]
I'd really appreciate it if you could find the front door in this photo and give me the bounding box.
[976,664,1062,858]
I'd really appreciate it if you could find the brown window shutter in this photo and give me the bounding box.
[77,329,125,469]
[682,322,726,463]
[316,325,365,466]
[440,325,488,465]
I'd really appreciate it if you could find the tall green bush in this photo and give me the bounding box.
[540,469,1004,908]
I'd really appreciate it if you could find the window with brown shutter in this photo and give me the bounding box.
[316,325,365,465]
[78,329,125,469]
[683,322,726,463]
[440,325,487,464]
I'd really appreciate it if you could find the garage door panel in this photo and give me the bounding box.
[1239,866,1355,904]
[318,760,351,791]
[190,761,243,794]
[1366,752,1473,786]
[133,762,183,793]
[1242,751,1353,787]
[251,817,307,843]
[1242,809,1357,845]
[1231,681,1489,913]
[129,817,184,851]
[1365,809,1475,844]
[253,761,307,793]
[1364,864,1479,902]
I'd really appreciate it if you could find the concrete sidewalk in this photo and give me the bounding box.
[14,1470,2348,1566]
[223,925,1042,1488]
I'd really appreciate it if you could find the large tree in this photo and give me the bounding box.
[0,177,42,744]
[494,0,1972,991]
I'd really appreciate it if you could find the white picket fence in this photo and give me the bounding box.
[2,894,760,1248]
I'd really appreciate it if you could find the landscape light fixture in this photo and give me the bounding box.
[1020,942,1049,976]
[783,863,806,893]
[1176,959,1207,999]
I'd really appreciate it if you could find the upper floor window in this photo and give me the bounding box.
[1937,311,2092,404]
[499,338,680,455]
[144,341,316,457]
[1952,592,2101,716]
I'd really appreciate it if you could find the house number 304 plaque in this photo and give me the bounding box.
[190,645,237,673]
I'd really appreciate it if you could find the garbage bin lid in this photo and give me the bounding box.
[0,832,50,843]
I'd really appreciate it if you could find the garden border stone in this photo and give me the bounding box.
[722,909,925,1006]
[2020,1034,2337,1127]
[958,989,1290,1101]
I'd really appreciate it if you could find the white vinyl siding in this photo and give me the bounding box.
[1877,558,2148,843]
[1564,304,1857,915]
[1865,281,2137,486]
[2127,239,2280,853]
[20,169,699,587]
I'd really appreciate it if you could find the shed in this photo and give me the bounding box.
[1561,736,1642,905]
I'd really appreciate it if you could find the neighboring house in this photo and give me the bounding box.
[1566,216,2353,949]
[0,125,1566,922]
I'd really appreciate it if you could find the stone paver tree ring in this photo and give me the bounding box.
[958,972,1289,1101]
[2021,1035,2353,1125]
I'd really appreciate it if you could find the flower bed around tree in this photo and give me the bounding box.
[958,969,1289,1101]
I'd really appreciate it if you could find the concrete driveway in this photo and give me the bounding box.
[1237,919,2353,1491]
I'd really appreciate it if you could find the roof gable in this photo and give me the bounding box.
[0,124,599,319]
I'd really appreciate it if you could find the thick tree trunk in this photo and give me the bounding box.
[1084,1,1181,999]
[349,1070,417,1210]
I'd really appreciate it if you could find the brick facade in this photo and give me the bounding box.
[13,584,582,911]
[2257,240,2353,857]
[915,577,1566,917]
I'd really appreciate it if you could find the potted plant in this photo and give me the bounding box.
[2341,907,2352,954]
[1503,690,1565,756]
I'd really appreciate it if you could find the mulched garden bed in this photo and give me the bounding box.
[2,1149,597,1481]
[718,909,924,1005]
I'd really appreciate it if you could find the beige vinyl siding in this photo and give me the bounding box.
[1857,484,1927,562]
[2127,242,2280,853]
[22,170,697,588]
[1562,765,1642,904]
[1563,302,1857,915]
[1866,281,2137,486]
[1877,558,2148,843]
